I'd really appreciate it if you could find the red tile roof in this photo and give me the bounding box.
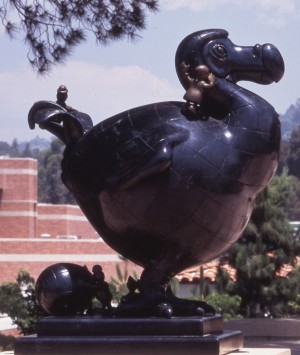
[176,256,299,283]
[176,259,236,283]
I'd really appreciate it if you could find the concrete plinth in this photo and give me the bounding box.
[231,349,290,355]
[15,315,243,355]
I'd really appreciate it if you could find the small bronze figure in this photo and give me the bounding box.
[92,265,112,313]
[181,62,215,117]
[56,85,77,113]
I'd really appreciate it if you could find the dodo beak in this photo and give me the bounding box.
[262,43,285,83]
[229,43,284,85]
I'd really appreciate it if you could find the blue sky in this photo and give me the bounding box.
[0,0,300,142]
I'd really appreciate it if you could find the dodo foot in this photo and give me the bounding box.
[115,278,215,318]
[165,286,215,317]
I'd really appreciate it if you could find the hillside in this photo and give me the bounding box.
[280,98,300,140]
[18,136,50,151]
[0,136,50,156]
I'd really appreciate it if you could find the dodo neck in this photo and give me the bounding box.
[206,78,278,131]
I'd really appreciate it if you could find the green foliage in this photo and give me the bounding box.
[0,0,158,72]
[281,124,300,220]
[170,277,180,296]
[0,138,76,204]
[204,293,242,321]
[0,270,44,336]
[109,263,139,304]
[0,141,13,156]
[285,177,300,221]
[218,170,300,317]
[287,125,300,178]
[0,334,15,351]
[38,139,75,204]
[288,294,300,315]
[280,98,300,139]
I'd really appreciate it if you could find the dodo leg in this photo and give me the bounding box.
[116,266,173,318]
[116,265,215,318]
[139,265,215,317]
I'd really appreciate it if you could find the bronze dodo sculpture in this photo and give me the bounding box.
[29,29,284,317]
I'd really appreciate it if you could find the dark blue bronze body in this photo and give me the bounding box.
[29,29,284,316]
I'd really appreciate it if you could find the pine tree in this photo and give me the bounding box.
[277,124,300,221]
[10,139,20,157]
[0,0,158,72]
[218,170,300,317]
[287,125,300,178]
[285,176,300,221]
[39,139,75,204]
[20,143,32,158]
[0,141,12,156]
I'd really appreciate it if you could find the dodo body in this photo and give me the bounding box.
[62,98,279,280]
[29,29,284,315]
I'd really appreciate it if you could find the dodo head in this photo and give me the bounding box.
[175,29,284,89]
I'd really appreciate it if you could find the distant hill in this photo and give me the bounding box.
[18,136,50,152]
[0,136,50,157]
[280,98,300,140]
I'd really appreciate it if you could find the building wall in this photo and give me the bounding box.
[37,204,97,239]
[0,158,37,238]
[0,157,98,239]
[0,237,141,283]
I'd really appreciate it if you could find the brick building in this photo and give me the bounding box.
[0,157,140,284]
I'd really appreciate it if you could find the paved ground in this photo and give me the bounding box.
[225,318,300,355]
[243,337,300,355]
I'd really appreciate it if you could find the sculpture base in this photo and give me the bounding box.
[15,315,243,355]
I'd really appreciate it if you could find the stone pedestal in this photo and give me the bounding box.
[15,315,243,355]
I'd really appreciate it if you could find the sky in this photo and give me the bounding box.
[0,0,300,143]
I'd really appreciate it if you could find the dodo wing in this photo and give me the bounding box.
[71,102,190,190]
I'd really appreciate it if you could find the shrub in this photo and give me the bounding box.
[205,293,243,321]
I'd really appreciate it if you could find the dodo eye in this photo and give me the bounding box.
[211,44,228,63]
